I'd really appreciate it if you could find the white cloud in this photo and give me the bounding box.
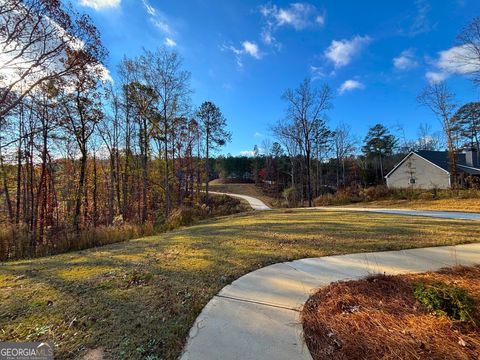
[142,0,174,35]
[79,0,120,10]
[164,37,177,47]
[338,80,365,94]
[95,64,113,83]
[315,15,325,26]
[424,44,480,84]
[436,45,480,75]
[141,0,157,16]
[425,71,448,84]
[393,49,418,70]
[254,132,264,138]
[222,41,262,68]
[324,35,371,68]
[240,150,255,157]
[259,3,325,47]
[408,0,434,36]
[310,65,325,80]
[242,41,261,59]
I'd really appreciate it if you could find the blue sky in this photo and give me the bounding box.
[74,0,480,156]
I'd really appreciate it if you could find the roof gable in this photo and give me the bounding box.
[385,152,449,178]
[386,150,480,178]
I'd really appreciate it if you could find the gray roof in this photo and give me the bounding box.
[386,150,480,178]
[416,150,480,175]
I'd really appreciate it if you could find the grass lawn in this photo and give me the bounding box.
[1,209,480,359]
[208,182,276,207]
[344,198,480,212]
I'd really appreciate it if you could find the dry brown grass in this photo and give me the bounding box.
[302,266,480,360]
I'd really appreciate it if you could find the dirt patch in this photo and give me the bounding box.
[82,347,104,360]
[301,266,480,360]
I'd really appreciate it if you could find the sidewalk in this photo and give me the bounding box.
[180,243,480,360]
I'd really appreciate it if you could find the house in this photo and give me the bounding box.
[385,149,480,189]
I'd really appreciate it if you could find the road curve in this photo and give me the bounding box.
[208,191,271,211]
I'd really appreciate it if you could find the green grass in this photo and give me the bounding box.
[1,209,480,359]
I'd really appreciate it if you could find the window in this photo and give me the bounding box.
[409,178,416,184]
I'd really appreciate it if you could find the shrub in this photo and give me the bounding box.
[413,282,476,323]
[165,207,197,230]
[418,191,434,200]
[283,186,299,207]
[164,195,246,231]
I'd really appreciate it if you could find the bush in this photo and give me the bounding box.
[283,186,300,207]
[418,191,434,200]
[164,194,247,231]
[164,207,197,230]
[414,282,476,323]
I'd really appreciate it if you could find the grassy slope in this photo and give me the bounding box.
[344,198,480,212]
[1,209,480,359]
[208,182,276,207]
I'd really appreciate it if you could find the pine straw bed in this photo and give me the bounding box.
[301,266,480,360]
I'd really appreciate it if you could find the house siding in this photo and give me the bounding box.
[386,153,450,189]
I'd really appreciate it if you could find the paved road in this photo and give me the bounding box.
[210,190,480,220]
[208,191,271,211]
[180,243,480,360]
[314,206,480,220]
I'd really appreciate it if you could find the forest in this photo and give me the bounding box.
[0,0,232,259]
[1,1,480,260]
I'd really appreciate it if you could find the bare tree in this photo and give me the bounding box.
[0,0,106,118]
[139,48,191,216]
[417,83,459,187]
[456,16,480,86]
[417,122,441,151]
[272,120,299,189]
[61,67,104,232]
[333,122,356,187]
[281,78,332,207]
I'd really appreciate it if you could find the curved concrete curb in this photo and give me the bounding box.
[208,191,271,211]
[180,243,480,360]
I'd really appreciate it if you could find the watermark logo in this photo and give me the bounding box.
[0,342,53,360]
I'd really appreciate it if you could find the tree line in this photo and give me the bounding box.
[214,17,480,204]
[0,0,230,259]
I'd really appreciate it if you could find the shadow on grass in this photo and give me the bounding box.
[1,210,479,359]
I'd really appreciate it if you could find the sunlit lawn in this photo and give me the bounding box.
[1,209,479,359]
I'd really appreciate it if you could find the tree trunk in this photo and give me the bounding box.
[164,116,171,217]
[107,152,115,225]
[93,153,98,227]
[0,151,13,221]
[306,149,312,207]
[73,150,87,233]
[205,128,210,204]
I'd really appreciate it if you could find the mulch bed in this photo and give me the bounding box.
[301,266,480,359]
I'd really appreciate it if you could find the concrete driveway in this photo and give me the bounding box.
[209,190,480,220]
[313,206,480,221]
[208,191,271,211]
[180,243,480,360]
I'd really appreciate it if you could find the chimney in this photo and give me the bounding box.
[465,148,479,168]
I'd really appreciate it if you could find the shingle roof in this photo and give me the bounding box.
[415,150,480,175]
